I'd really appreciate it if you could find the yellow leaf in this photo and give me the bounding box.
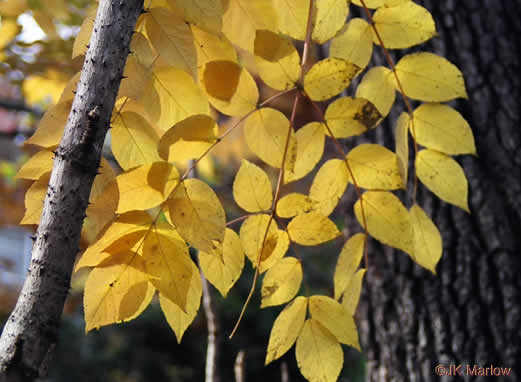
[199,228,244,297]
[273,0,308,41]
[142,67,209,131]
[0,0,27,17]
[111,112,162,171]
[233,160,273,212]
[304,58,360,101]
[167,179,226,252]
[142,227,199,311]
[309,159,350,216]
[352,0,411,7]
[223,0,278,51]
[24,100,71,148]
[191,24,237,67]
[355,66,395,118]
[202,61,258,116]
[158,114,218,162]
[395,112,409,186]
[72,4,97,58]
[341,269,366,315]
[412,103,476,155]
[254,30,300,91]
[409,204,442,274]
[244,108,297,169]
[354,191,414,254]
[83,180,119,245]
[0,19,19,49]
[330,18,373,72]
[312,0,350,44]
[287,212,341,246]
[58,72,80,104]
[144,7,197,75]
[16,150,53,180]
[261,257,303,308]
[276,193,318,218]
[240,214,289,273]
[20,173,50,225]
[130,32,157,69]
[168,0,223,34]
[373,2,436,49]
[394,53,468,101]
[296,319,343,382]
[309,295,360,349]
[159,288,201,343]
[334,233,366,300]
[84,251,154,332]
[265,296,307,365]
[285,122,325,183]
[116,162,179,213]
[346,143,404,190]
[325,97,382,138]
[75,211,153,271]
[415,149,469,212]
[118,56,150,100]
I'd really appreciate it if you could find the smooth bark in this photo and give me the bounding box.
[0,1,144,381]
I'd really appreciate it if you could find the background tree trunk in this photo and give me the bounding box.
[0,1,143,381]
[356,1,521,380]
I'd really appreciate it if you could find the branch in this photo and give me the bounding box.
[0,1,144,381]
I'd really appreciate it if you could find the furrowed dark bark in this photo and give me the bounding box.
[353,1,521,380]
[0,1,144,381]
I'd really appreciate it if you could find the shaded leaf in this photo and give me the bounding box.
[355,66,395,118]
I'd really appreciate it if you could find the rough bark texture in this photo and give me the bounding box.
[356,1,521,380]
[0,1,144,381]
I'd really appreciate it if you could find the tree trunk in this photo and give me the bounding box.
[358,1,521,380]
[0,1,143,381]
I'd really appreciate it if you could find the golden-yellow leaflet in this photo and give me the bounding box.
[20,173,50,226]
[112,112,162,171]
[222,0,278,51]
[130,32,157,69]
[254,30,300,91]
[142,68,209,132]
[285,122,325,183]
[395,113,409,186]
[24,69,74,104]
[342,269,366,315]
[330,18,373,73]
[309,295,360,350]
[309,159,350,216]
[355,191,414,254]
[410,204,442,274]
[24,100,71,148]
[346,143,404,190]
[16,150,53,180]
[233,160,273,213]
[415,149,469,212]
[273,0,309,41]
[0,19,19,50]
[355,66,396,118]
[244,108,297,169]
[296,319,343,382]
[158,114,218,162]
[312,0,350,44]
[287,212,341,246]
[240,214,289,273]
[261,257,303,308]
[72,4,96,58]
[144,7,197,76]
[142,228,198,311]
[325,97,381,138]
[58,72,80,103]
[412,103,476,155]
[167,0,223,34]
[199,228,245,297]
[304,58,360,101]
[352,0,411,7]
[83,181,118,245]
[84,251,154,333]
[394,53,468,102]
[334,233,366,300]
[265,296,307,365]
[0,0,27,16]
[159,287,201,344]
[167,179,226,252]
[276,193,318,218]
[191,24,237,67]
[116,162,179,213]
[372,2,436,49]
[75,211,153,271]
[202,61,259,116]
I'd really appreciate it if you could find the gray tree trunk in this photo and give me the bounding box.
[0,1,144,381]
[357,1,521,380]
